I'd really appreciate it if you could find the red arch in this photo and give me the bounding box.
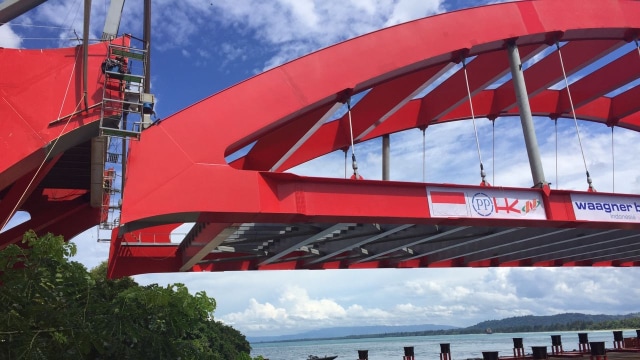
[122,0,640,225]
[110,0,640,276]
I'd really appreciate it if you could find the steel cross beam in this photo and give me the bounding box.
[308,224,414,265]
[259,223,356,266]
[411,227,524,264]
[355,63,456,141]
[270,102,343,172]
[419,45,543,122]
[179,222,240,271]
[554,49,640,115]
[355,226,470,264]
[490,40,624,114]
[497,229,622,263]
[587,249,640,265]
[609,85,640,123]
[529,233,640,264]
[459,228,575,264]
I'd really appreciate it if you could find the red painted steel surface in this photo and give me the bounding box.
[0,37,130,247]
[0,37,127,190]
[3,1,640,277]
[105,0,640,277]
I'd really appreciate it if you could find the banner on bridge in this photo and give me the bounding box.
[571,193,640,223]
[426,186,546,220]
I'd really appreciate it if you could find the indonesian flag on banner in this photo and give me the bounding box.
[428,190,470,217]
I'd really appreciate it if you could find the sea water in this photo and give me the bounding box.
[251,330,636,360]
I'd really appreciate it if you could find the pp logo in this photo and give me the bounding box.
[472,193,493,216]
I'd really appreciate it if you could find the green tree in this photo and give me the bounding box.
[0,231,254,359]
[0,230,96,358]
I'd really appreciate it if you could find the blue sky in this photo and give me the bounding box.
[2,0,640,337]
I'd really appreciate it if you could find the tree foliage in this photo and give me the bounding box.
[0,231,255,359]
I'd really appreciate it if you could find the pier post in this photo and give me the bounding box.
[403,346,414,360]
[513,337,524,358]
[382,134,390,181]
[358,350,368,360]
[613,330,624,349]
[579,333,591,353]
[590,341,607,360]
[551,335,563,354]
[440,343,451,360]
[531,346,548,360]
[482,351,499,360]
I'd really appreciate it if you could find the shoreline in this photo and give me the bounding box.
[250,328,637,345]
[251,330,640,360]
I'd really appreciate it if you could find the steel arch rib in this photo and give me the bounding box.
[115,0,640,275]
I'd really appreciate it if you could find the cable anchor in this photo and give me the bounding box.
[586,171,596,192]
[480,163,489,187]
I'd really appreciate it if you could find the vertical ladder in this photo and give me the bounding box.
[98,167,120,242]
[97,40,155,240]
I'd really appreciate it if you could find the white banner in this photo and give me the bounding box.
[427,186,546,220]
[571,193,640,223]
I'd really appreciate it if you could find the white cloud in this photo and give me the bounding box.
[204,0,447,70]
[385,0,446,27]
[281,286,347,320]
[405,279,442,295]
[0,24,23,48]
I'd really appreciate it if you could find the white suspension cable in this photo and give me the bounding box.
[344,149,347,179]
[556,41,594,191]
[492,119,495,186]
[611,126,615,193]
[1,50,84,232]
[346,99,359,178]
[17,37,102,42]
[462,58,487,185]
[0,23,74,30]
[422,128,426,183]
[554,119,558,190]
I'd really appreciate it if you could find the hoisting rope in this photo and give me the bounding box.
[462,57,488,186]
[554,118,558,190]
[611,126,615,193]
[346,98,361,179]
[344,149,347,179]
[492,119,495,186]
[422,127,426,183]
[556,41,594,192]
[1,50,84,232]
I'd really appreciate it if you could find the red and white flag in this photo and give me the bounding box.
[428,190,469,217]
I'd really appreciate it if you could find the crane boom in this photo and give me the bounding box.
[0,0,47,24]
[102,0,125,40]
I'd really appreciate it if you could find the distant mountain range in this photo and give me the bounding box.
[467,312,640,333]
[248,312,640,343]
[247,324,458,343]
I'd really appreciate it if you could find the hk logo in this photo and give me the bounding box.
[472,194,536,217]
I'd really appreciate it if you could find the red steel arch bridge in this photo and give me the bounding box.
[2,0,640,278]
